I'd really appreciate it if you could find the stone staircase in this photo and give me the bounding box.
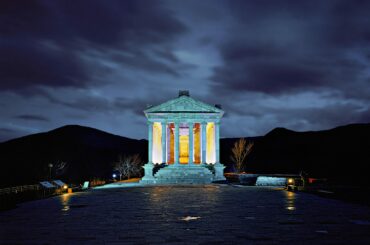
[153,164,214,184]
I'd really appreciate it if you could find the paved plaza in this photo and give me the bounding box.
[1,185,370,244]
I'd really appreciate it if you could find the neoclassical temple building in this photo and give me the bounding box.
[141,91,226,184]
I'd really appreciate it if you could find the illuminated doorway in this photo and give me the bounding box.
[179,124,189,164]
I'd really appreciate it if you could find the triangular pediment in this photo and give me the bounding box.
[145,96,223,114]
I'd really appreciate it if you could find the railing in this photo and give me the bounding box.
[0,184,40,195]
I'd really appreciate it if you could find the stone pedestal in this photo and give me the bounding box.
[213,162,226,181]
[140,163,155,184]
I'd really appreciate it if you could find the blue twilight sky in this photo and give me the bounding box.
[0,0,370,142]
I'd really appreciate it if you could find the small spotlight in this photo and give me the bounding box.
[112,174,117,178]
[288,178,294,184]
[63,185,68,189]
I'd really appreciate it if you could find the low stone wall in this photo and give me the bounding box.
[226,174,289,186]
[238,174,259,185]
[255,176,287,186]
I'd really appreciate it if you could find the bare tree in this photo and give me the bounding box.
[47,160,68,179]
[129,154,142,178]
[230,138,254,173]
[54,161,67,176]
[114,154,142,180]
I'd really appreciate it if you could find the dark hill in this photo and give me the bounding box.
[0,125,147,187]
[221,123,370,184]
[1,123,369,188]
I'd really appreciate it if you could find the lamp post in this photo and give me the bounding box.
[48,163,53,180]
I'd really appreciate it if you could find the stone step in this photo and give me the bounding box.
[154,179,213,184]
[155,172,213,177]
[152,165,214,184]
[155,172,213,175]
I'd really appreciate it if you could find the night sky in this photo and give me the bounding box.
[1,0,370,142]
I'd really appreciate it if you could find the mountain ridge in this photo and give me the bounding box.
[1,123,369,187]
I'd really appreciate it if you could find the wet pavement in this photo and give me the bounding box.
[1,185,370,244]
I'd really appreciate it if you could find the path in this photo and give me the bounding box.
[1,185,370,244]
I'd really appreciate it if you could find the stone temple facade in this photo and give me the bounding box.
[140,90,226,184]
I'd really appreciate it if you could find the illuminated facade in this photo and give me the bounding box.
[141,90,226,184]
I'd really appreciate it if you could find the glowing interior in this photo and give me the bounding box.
[152,122,162,164]
[179,134,189,164]
[152,122,214,164]
[206,122,216,163]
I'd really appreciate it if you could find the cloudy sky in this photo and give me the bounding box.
[1,0,370,142]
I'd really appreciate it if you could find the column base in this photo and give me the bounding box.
[140,163,155,183]
[213,162,226,181]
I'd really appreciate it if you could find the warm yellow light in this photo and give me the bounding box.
[60,192,71,205]
[63,185,68,189]
[206,122,216,163]
[152,122,163,163]
[288,178,294,184]
[179,135,189,163]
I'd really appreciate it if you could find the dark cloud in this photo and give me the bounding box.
[0,128,16,134]
[0,0,186,47]
[0,128,27,143]
[44,92,173,118]
[0,38,87,91]
[212,59,328,94]
[1,0,369,142]
[14,114,49,122]
[110,50,180,77]
[0,0,187,93]
[114,90,182,116]
[269,103,369,131]
[50,96,112,113]
[207,0,370,135]
[211,0,370,99]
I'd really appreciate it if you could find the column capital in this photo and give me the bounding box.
[201,121,208,125]
[147,121,153,125]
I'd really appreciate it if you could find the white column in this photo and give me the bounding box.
[188,122,194,165]
[174,122,179,165]
[215,122,220,163]
[161,122,166,163]
[148,121,153,163]
[201,122,207,164]
[167,126,171,163]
